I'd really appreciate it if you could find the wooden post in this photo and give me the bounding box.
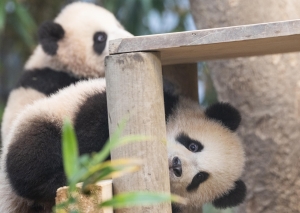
[105,52,172,213]
[163,63,199,102]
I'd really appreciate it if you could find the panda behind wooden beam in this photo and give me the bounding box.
[1,1,133,144]
[1,79,246,213]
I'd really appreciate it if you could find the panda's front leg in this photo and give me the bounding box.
[5,118,66,203]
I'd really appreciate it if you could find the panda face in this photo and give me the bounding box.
[25,2,133,78]
[166,103,245,208]
[54,2,133,78]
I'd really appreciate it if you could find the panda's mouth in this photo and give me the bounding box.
[169,157,182,177]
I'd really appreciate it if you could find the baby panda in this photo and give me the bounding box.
[1,1,132,143]
[1,78,246,213]
[166,92,245,212]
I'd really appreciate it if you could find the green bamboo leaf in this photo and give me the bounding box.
[89,119,126,164]
[78,154,90,167]
[90,118,149,165]
[81,159,141,192]
[68,167,88,187]
[67,154,90,185]
[62,119,79,181]
[87,159,140,178]
[99,192,186,208]
[91,134,149,166]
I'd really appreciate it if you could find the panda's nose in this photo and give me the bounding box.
[172,157,182,177]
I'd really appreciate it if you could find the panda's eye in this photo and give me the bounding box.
[93,32,107,55]
[94,32,107,43]
[188,143,198,152]
[176,132,203,153]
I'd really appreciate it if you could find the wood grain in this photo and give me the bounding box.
[109,19,300,65]
[105,52,172,213]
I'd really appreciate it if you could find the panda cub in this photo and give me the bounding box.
[1,78,246,212]
[1,2,132,144]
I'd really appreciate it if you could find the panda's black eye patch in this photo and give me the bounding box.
[93,31,107,55]
[186,172,209,192]
[176,133,203,153]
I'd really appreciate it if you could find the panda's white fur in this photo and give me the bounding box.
[1,2,132,144]
[0,78,246,213]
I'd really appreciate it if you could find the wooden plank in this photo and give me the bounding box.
[105,52,172,213]
[109,19,300,65]
[163,63,199,102]
[56,180,113,213]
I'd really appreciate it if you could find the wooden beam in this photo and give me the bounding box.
[109,19,300,65]
[105,52,172,213]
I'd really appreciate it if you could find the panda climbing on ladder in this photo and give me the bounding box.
[1,1,133,144]
[1,78,246,213]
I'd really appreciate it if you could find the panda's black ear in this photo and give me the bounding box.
[212,180,246,209]
[205,102,241,131]
[38,21,65,55]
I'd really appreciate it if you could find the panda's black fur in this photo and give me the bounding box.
[38,21,65,56]
[1,78,246,213]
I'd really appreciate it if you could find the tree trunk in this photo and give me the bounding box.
[189,1,300,213]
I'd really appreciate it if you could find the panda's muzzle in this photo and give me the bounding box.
[171,157,182,177]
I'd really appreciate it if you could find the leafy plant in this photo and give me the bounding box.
[55,118,185,212]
